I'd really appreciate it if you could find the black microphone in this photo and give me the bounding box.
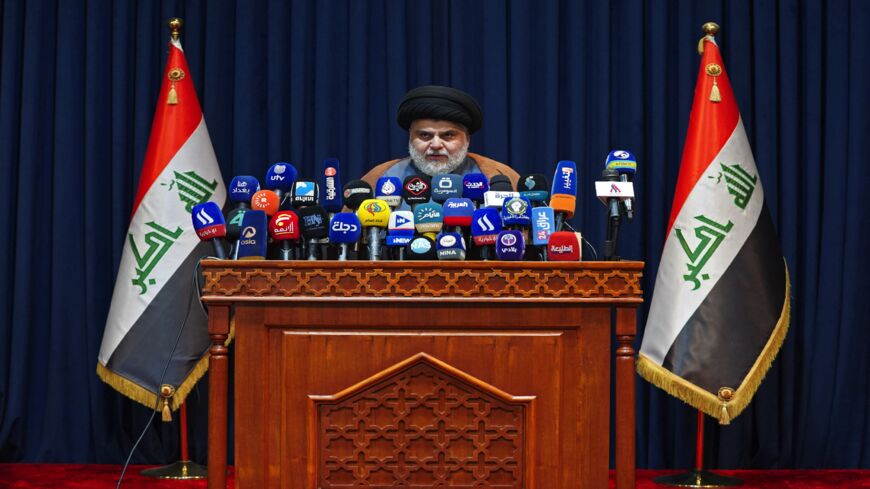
[342,180,373,211]
[298,206,329,260]
[604,150,637,222]
[601,168,621,261]
[489,174,513,192]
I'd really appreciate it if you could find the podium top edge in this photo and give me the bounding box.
[198,259,645,271]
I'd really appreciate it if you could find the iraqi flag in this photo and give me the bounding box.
[637,30,790,424]
[97,32,226,413]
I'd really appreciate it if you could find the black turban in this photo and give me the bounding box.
[396,85,483,134]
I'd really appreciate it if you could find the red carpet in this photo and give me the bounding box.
[1,464,869,488]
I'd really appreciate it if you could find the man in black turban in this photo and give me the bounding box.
[361,85,519,201]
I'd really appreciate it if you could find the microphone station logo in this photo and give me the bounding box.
[464,181,485,189]
[331,220,359,233]
[295,181,316,197]
[410,238,432,253]
[239,226,258,245]
[499,233,518,247]
[303,214,323,227]
[393,215,412,227]
[524,176,536,189]
[364,201,386,215]
[269,164,288,181]
[610,184,622,193]
[550,245,575,254]
[475,214,496,232]
[446,200,471,210]
[323,167,338,201]
[416,208,441,221]
[344,187,369,198]
[438,178,454,189]
[560,167,574,189]
[379,180,397,195]
[405,177,428,195]
[505,198,528,216]
[613,150,630,159]
[272,215,296,235]
[439,235,457,247]
[195,207,215,226]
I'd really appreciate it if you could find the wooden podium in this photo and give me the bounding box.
[201,261,643,489]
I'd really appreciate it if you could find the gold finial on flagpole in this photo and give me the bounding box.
[698,22,720,55]
[168,18,183,41]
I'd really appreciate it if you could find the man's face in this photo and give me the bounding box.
[408,119,470,176]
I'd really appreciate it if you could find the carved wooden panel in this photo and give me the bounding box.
[200,260,643,301]
[311,354,532,488]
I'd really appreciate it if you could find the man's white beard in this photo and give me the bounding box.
[408,141,469,177]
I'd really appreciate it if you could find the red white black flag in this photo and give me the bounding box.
[637,30,790,424]
[97,33,225,412]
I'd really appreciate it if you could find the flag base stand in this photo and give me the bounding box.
[140,460,208,479]
[654,411,743,487]
[140,403,206,479]
[653,470,742,487]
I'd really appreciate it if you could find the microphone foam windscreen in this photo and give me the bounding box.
[402,175,432,204]
[376,176,404,207]
[269,210,300,240]
[471,208,502,245]
[264,162,297,192]
[299,206,329,239]
[225,208,246,240]
[436,232,466,260]
[462,173,488,201]
[192,202,227,240]
[343,180,373,211]
[442,198,474,227]
[547,231,581,261]
[229,176,260,203]
[389,211,415,235]
[406,236,437,260]
[501,196,532,227]
[414,202,443,233]
[320,157,344,212]
[489,174,513,192]
[328,212,362,243]
[236,210,268,259]
[604,150,637,175]
[431,174,462,203]
[551,160,577,197]
[531,206,555,246]
[549,194,576,219]
[495,230,525,261]
[356,199,391,227]
[251,190,280,216]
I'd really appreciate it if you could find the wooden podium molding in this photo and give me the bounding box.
[201,260,643,489]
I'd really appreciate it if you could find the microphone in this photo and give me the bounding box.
[375,176,404,209]
[600,168,621,261]
[236,210,268,260]
[387,211,415,259]
[292,179,319,208]
[402,175,432,207]
[320,157,344,214]
[405,236,437,260]
[436,232,466,260]
[489,174,513,192]
[342,180,373,211]
[225,208,246,259]
[550,160,577,231]
[356,199,391,260]
[547,231,581,261]
[442,198,474,233]
[328,212,362,261]
[462,173,489,206]
[229,176,260,209]
[501,196,532,229]
[471,207,502,260]
[264,162,297,206]
[604,150,636,221]
[414,202,444,234]
[298,206,329,260]
[495,230,525,261]
[519,174,550,205]
[192,202,228,259]
[531,206,555,259]
[251,189,280,217]
[269,210,300,260]
[431,174,462,203]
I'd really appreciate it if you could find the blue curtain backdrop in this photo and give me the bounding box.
[1,0,868,469]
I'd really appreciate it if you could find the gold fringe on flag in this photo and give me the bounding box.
[95,318,236,412]
[637,262,791,424]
